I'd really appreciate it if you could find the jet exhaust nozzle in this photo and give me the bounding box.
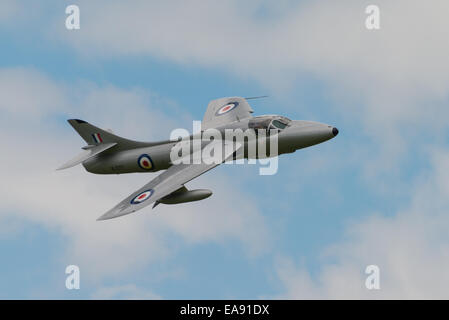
[159,188,213,205]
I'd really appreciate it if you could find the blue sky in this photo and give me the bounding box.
[1,0,449,299]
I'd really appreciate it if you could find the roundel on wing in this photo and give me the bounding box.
[130,189,154,205]
[138,154,154,170]
[215,102,239,116]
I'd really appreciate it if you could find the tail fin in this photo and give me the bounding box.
[68,119,110,145]
[57,119,158,170]
[67,119,153,150]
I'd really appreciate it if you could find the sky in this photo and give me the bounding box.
[1,0,449,299]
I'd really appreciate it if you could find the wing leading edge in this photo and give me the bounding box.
[97,140,241,221]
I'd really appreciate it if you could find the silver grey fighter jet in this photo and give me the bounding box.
[58,97,339,220]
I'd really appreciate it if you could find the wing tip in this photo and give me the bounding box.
[56,163,73,171]
[96,213,117,221]
[96,206,135,221]
[96,211,114,221]
[96,210,120,221]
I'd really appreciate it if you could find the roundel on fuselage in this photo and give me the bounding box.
[215,102,239,116]
[138,154,154,170]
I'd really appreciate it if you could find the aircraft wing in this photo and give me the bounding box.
[202,97,254,130]
[97,140,241,221]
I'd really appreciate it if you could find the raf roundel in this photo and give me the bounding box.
[130,189,154,205]
[216,102,239,116]
[138,154,154,170]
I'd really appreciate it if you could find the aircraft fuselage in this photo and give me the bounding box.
[83,116,338,175]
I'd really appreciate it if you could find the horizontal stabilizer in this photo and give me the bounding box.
[57,142,117,170]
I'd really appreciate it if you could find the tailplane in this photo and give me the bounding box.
[56,142,117,170]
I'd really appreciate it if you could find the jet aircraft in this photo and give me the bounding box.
[58,97,339,220]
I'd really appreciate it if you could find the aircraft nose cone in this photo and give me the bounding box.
[332,127,339,137]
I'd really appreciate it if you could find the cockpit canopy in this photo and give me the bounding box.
[248,115,292,132]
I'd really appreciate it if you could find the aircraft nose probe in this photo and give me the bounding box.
[332,127,339,137]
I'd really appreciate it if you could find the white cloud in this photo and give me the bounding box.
[273,148,449,299]
[36,0,448,175]
[0,67,67,117]
[52,1,449,102]
[2,1,448,142]
[0,68,270,286]
[1,1,447,171]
